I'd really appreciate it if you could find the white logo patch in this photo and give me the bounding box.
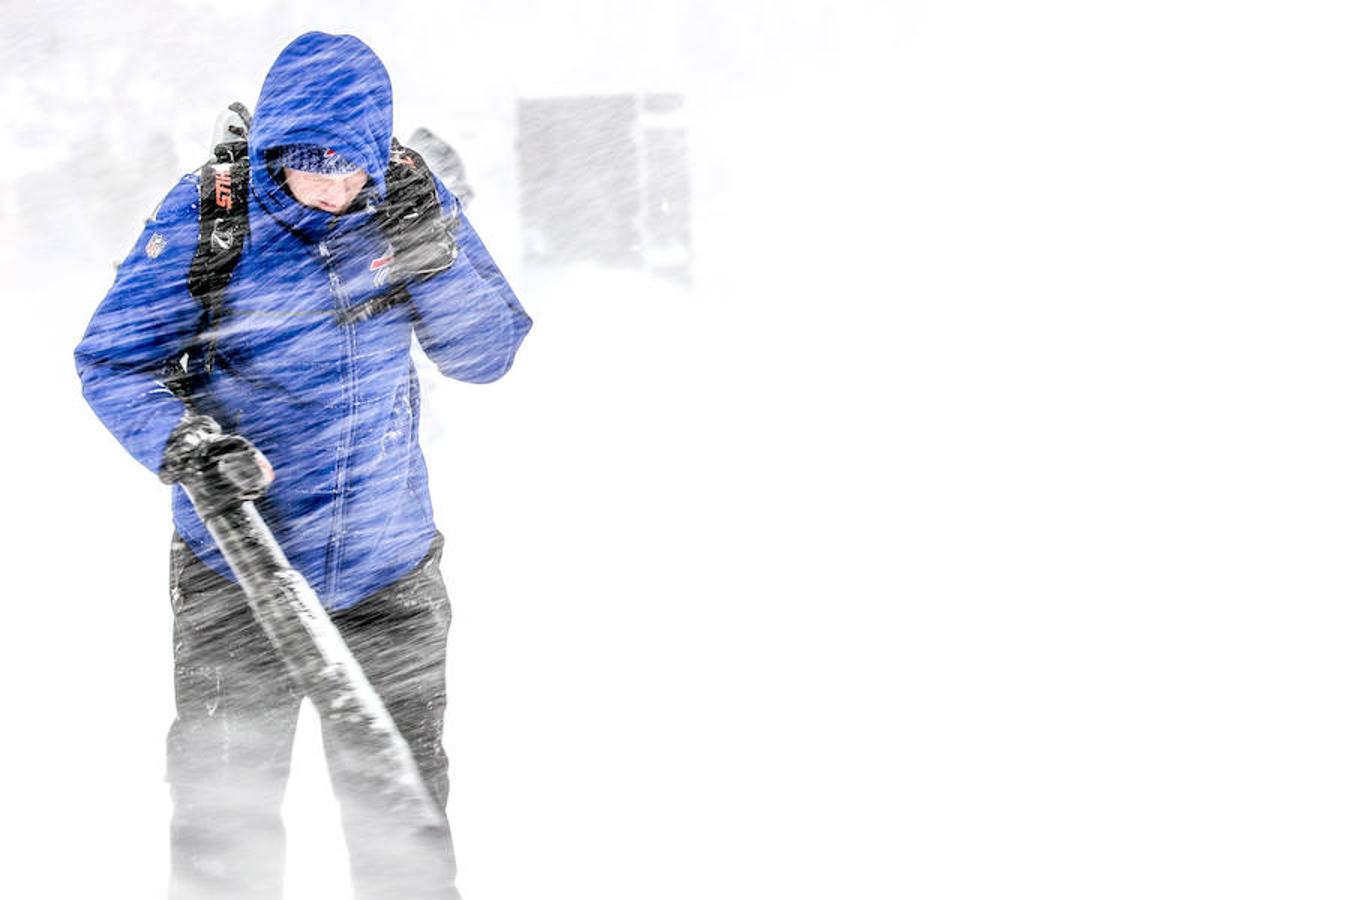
[146,232,167,259]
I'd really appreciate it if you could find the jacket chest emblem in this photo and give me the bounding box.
[369,243,396,287]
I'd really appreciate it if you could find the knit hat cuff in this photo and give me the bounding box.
[277,144,363,175]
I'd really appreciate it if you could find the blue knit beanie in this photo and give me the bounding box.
[277,144,363,175]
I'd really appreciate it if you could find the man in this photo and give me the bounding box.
[74,32,530,899]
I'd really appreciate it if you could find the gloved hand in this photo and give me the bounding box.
[386,215,459,282]
[158,414,274,502]
[380,149,461,283]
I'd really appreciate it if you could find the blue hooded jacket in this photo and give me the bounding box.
[75,32,531,610]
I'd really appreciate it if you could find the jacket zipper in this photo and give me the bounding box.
[318,238,358,602]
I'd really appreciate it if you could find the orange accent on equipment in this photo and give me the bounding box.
[214,171,234,211]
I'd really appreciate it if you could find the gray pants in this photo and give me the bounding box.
[167,533,460,899]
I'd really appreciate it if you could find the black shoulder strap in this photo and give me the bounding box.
[185,154,249,374]
[183,104,252,378]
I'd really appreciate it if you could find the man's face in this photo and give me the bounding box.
[283,167,369,214]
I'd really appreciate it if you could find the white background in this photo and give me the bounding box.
[2,1,1349,897]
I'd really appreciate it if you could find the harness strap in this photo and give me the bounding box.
[186,155,249,376]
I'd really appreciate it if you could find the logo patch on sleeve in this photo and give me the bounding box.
[146,232,167,259]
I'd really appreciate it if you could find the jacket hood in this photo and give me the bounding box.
[249,32,394,209]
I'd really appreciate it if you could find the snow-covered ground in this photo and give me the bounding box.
[5,2,1350,898]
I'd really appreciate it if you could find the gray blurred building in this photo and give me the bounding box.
[516,93,691,283]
